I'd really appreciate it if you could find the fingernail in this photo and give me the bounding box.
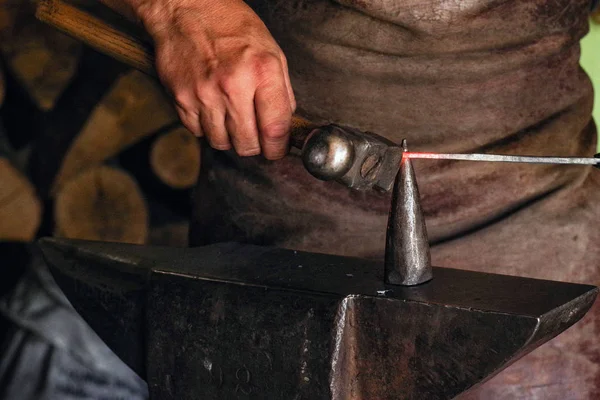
[212,144,232,151]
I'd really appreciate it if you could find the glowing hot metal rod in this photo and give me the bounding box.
[404,152,600,166]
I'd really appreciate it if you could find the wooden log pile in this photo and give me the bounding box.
[0,0,196,248]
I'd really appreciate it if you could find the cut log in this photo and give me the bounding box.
[150,126,201,189]
[51,70,177,194]
[0,0,81,111]
[54,165,148,244]
[28,47,127,197]
[118,127,194,221]
[0,158,42,241]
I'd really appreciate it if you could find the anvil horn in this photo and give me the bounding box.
[38,237,597,400]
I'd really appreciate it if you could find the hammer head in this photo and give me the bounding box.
[301,124,403,192]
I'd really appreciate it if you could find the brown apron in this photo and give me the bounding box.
[191,1,600,397]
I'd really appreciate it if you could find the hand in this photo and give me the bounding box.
[136,0,296,159]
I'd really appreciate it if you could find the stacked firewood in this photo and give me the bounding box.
[0,0,197,247]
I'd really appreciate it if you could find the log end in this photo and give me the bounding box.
[150,126,200,189]
[0,159,42,241]
[54,165,148,244]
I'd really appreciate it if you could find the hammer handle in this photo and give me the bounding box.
[35,0,314,149]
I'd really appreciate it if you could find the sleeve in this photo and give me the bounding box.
[0,244,149,400]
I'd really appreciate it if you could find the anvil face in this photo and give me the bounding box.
[38,238,597,400]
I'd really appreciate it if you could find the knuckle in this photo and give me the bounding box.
[193,82,213,101]
[261,120,290,141]
[252,53,282,79]
[232,132,261,156]
[173,92,193,110]
[279,53,289,69]
[218,72,244,95]
[198,106,223,126]
[203,126,230,149]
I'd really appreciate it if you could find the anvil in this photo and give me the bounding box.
[38,237,597,400]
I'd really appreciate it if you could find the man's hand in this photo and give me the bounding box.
[132,0,296,159]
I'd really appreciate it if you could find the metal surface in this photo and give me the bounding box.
[405,152,600,166]
[384,140,432,286]
[38,237,597,400]
[302,126,355,181]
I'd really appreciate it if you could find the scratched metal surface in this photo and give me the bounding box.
[146,272,540,400]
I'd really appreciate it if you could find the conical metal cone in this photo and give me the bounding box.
[384,140,432,286]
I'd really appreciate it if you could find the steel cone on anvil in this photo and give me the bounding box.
[385,139,432,286]
[38,237,597,400]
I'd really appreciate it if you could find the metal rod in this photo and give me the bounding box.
[404,152,600,166]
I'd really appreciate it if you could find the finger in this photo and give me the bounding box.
[175,104,203,137]
[222,77,261,156]
[199,104,231,151]
[225,107,261,156]
[280,55,296,112]
[254,75,293,160]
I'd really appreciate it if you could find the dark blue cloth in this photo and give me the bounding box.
[0,246,148,400]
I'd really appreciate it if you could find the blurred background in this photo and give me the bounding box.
[0,1,598,248]
[0,0,195,247]
[582,15,600,131]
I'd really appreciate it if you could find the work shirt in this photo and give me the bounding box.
[192,1,600,398]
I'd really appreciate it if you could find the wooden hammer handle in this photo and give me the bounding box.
[35,0,314,149]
